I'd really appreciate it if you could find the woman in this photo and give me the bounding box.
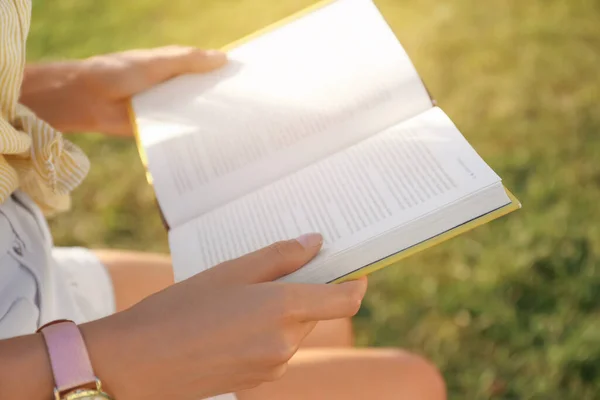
[0,1,446,399]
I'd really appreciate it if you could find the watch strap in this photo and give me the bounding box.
[39,320,97,394]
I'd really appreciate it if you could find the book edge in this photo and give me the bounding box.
[331,187,521,283]
[127,102,171,230]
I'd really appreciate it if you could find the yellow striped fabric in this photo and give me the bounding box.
[0,0,89,214]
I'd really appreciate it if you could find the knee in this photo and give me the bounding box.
[387,350,446,400]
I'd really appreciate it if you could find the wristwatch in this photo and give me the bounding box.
[38,320,114,400]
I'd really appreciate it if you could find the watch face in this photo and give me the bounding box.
[63,389,113,400]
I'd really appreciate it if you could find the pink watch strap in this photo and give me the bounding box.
[39,320,97,393]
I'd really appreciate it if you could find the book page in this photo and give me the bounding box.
[169,107,509,282]
[133,0,432,228]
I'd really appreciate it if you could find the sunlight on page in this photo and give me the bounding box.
[132,0,432,227]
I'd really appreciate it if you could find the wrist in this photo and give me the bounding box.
[78,314,133,399]
[20,61,92,133]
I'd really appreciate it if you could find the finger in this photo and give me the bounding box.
[204,233,323,285]
[275,320,317,363]
[284,279,368,322]
[125,46,227,92]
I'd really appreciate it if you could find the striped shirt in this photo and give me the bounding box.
[0,0,89,214]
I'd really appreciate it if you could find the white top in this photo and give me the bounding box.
[0,192,115,340]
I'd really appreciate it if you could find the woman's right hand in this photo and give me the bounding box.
[81,233,367,400]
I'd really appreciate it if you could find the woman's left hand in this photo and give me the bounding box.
[20,46,227,136]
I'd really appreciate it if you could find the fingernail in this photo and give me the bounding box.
[296,233,323,249]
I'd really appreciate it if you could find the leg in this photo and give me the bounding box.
[237,348,446,400]
[95,250,354,347]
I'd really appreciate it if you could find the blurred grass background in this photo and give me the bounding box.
[27,0,600,398]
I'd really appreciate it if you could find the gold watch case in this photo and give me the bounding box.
[61,389,112,400]
[55,379,113,400]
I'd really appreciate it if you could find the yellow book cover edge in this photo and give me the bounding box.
[332,189,521,283]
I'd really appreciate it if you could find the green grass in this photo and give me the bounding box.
[27,0,600,398]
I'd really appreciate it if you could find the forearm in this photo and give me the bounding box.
[0,331,54,399]
[20,62,91,133]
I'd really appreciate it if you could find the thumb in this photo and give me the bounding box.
[121,46,228,94]
[204,233,324,285]
[166,47,228,74]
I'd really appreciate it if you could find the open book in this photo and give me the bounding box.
[130,0,520,284]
